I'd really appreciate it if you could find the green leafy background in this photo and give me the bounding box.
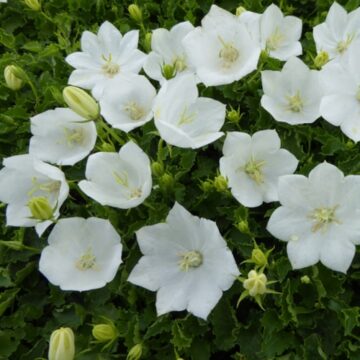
[0,0,360,359]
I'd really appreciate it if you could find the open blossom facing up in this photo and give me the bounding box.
[0,154,69,236]
[320,43,360,142]
[219,130,298,207]
[313,2,360,62]
[143,21,196,84]
[153,75,225,148]
[78,141,152,209]
[39,217,123,291]
[29,108,97,166]
[261,57,323,125]
[128,202,240,320]
[99,74,156,133]
[66,21,146,99]
[182,5,260,86]
[267,162,360,273]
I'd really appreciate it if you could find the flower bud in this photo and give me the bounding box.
[243,270,267,297]
[251,248,267,268]
[227,107,241,123]
[127,343,142,360]
[28,197,54,221]
[144,32,152,52]
[200,180,213,193]
[4,65,24,91]
[300,275,311,284]
[92,323,118,343]
[237,220,249,233]
[24,0,41,11]
[159,173,174,192]
[128,4,142,23]
[151,161,164,177]
[236,6,246,17]
[161,64,176,80]
[314,51,329,69]
[213,175,228,192]
[100,142,116,152]
[48,327,75,360]
[63,86,100,120]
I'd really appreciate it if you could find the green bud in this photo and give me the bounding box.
[144,32,152,52]
[127,343,142,360]
[314,51,329,69]
[48,327,75,360]
[4,65,24,91]
[24,0,41,11]
[300,275,311,284]
[100,142,116,152]
[213,175,228,192]
[63,86,100,120]
[92,323,118,343]
[251,248,268,268]
[235,6,246,16]
[200,180,213,193]
[346,140,355,149]
[161,64,176,80]
[237,220,249,233]
[227,107,241,123]
[128,4,143,23]
[28,197,54,221]
[159,173,174,192]
[151,161,164,177]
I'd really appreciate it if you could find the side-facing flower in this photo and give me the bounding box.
[261,57,323,125]
[267,162,360,273]
[99,74,156,133]
[320,43,360,142]
[39,217,123,291]
[78,141,152,209]
[220,130,298,207]
[66,21,147,99]
[29,108,97,166]
[313,2,360,62]
[153,75,226,148]
[128,202,240,320]
[143,21,196,84]
[182,5,261,86]
[0,154,69,236]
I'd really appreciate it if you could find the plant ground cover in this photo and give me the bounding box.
[0,0,360,359]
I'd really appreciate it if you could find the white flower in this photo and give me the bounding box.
[182,5,261,86]
[143,21,196,84]
[267,162,360,273]
[153,75,225,148]
[320,43,360,141]
[313,2,360,62]
[219,130,298,207]
[128,202,239,320]
[39,217,122,291]
[99,74,156,133]
[261,57,323,125]
[78,141,152,209]
[29,108,97,166]
[0,154,69,236]
[65,21,147,99]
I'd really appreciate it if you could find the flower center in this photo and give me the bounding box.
[356,86,360,102]
[64,127,85,147]
[336,34,354,54]
[113,171,129,187]
[177,107,195,126]
[244,159,265,185]
[123,101,145,121]
[129,188,142,199]
[218,36,239,68]
[178,250,203,272]
[27,177,61,198]
[75,247,97,271]
[173,56,187,73]
[266,27,284,51]
[308,205,340,233]
[286,91,304,113]
[102,54,120,77]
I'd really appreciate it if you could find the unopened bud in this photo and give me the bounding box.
[48,327,75,360]
[92,323,118,343]
[251,248,267,268]
[4,65,24,91]
[151,161,164,177]
[237,220,249,233]
[128,4,143,23]
[159,173,174,192]
[236,6,246,17]
[63,86,99,120]
[24,0,41,11]
[161,64,176,80]
[213,175,228,192]
[127,343,142,360]
[300,275,311,284]
[200,180,213,193]
[28,197,54,221]
[144,32,152,52]
[243,270,267,297]
[227,107,241,123]
[314,51,329,68]
[100,142,116,152]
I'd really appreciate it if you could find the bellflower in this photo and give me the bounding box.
[182,5,261,86]
[261,57,323,125]
[128,202,240,320]
[267,162,360,273]
[219,130,298,207]
[39,217,123,291]
[29,108,97,166]
[153,75,225,148]
[99,74,156,133]
[78,141,152,209]
[0,154,69,236]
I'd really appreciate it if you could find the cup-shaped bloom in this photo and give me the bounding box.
[128,202,240,320]
[39,217,123,291]
[78,141,152,209]
[219,130,298,207]
[320,43,360,142]
[261,57,323,125]
[66,21,147,99]
[182,5,261,86]
[99,74,156,133]
[48,327,75,360]
[267,162,360,273]
[4,65,23,90]
[29,108,97,166]
[153,75,225,148]
[313,2,360,62]
[143,21,196,84]
[0,154,69,236]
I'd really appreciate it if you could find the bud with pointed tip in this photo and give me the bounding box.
[214,175,228,192]
[92,322,118,343]
[24,0,41,11]
[144,32,152,52]
[236,6,246,16]
[48,327,75,360]
[314,51,329,69]
[161,64,176,80]
[151,161,164,177]
[28,197,54,221]
[4,65,24,91]
[127,343,142,360]
[128,4,142,23]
